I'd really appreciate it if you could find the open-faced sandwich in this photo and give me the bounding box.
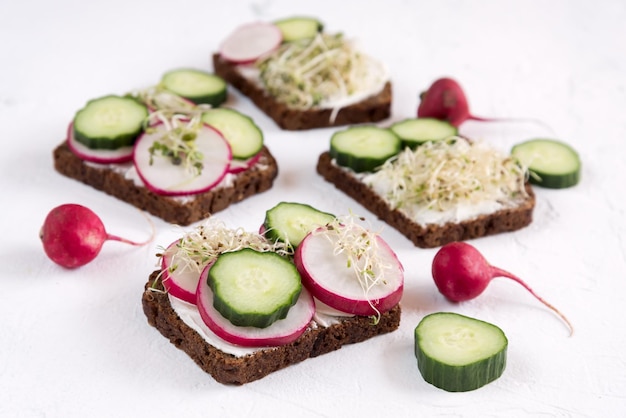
[212,17,392,130]
[54,69,278,226]
[142,202,404,384]
[317,120,536,248]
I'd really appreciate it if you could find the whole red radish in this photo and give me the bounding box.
[417,77,552,130]
[432,241,573,335]
[40,203,153,269]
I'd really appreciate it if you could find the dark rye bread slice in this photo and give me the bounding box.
[53,141,278,226]
[142,271,401,385]
[212,53,392,131]
[317,152,536,248]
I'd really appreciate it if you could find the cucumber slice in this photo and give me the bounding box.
[390,117,458,149]
[208,249,302,328]
[330,126,401,173]
[511,138,581,189]
[274,17,323,42]
[263,202,336,247]
[414,312,507,392]
[160,69,227,107]
[201,108,263,160]
[73,95,148,150]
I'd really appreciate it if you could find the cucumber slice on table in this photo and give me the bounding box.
[274,16,323,42]
[263,202,336,247]
[511,138,581,189]
[330,126,401,173]
[201,108,263,160]
[208,248,302,328]
[390,117,458,149]
[160,69,227,106]
[414,312,508,392]
[73,95,148,150]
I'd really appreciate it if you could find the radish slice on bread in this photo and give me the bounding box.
[219,22,282,64]
[228,151,262,174]
[133,123,232,196]
[160,240,200,304]
[66,123,134,164]
[295,227,404,316]
[196,264,315,347]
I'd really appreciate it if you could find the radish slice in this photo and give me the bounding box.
[228,152,262,174]
[196,264,315,347]
[294,230,404,316]
[160,240,201,304]
[133,123,232,196]
[66,122,134,164]
[219,22,282,64]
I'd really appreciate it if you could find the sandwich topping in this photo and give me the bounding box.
[256,32,388,111]
[363,138,529,225]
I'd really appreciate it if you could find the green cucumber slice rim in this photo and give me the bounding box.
[415,312,508,392]
[201,108,263,160]
[263,202,336,248]
[330,126,401,173]
[208,248,302,328]
[390,117,458,149]
[511,138,581,189]
[274,16,323,42]
[160,69,227,107]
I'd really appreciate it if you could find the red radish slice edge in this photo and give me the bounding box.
[133,122,232,196]
[196,264,315,347]
[160,240,201,304]
[66,123,134,164]
[294,231,404,316]
[228,152,262,174]
[219,22,283,64]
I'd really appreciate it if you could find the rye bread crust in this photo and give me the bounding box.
[316,152,535,248]
[142,271,401,385]
[53,142,278,226]
[212,53,392,131]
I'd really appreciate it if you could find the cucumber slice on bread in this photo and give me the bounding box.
[160,69,227,107]
[73,95,148,150]
[263,202,336,247]
[330,126,401,173]
[274,16,323,42]
[414,312,508,392]
[208,249,302,328]
[390,117,458,149]
[201,108,264,160]
[511,138,581,189]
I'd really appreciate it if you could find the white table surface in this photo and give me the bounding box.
[2,0,625,416]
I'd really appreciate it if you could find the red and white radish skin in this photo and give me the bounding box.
[219,22,283,64]
[66,123,134,164]
[432,241,573,335]
[40,203,152,269]
[417,77,552,131]
[295,231,404,316]
[196,264,315,347]
[133,123,232,196]
[228,152,262,174]
[160,240,201,304]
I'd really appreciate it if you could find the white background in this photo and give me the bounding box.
[1,0,625,417]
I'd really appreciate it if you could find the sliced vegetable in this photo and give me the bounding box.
[160,240,199,304]
[227,151,262,174]
[219,21,282,64]
[160,69,227,107]
[197,263,315,347]
[73,95,148,149]
[66,122,134,164]
[207,248,302,328]
[389,117,458,149]
[511,138,581,189]
[274,16,323,42]
[263,202,336,247]
[294,216,404,316]
[415,312,507,392]
[40,204,153,269]
[133,122,232,196]
[330,126,401,173]
[432,242,573,335]
[201,108,264,160]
